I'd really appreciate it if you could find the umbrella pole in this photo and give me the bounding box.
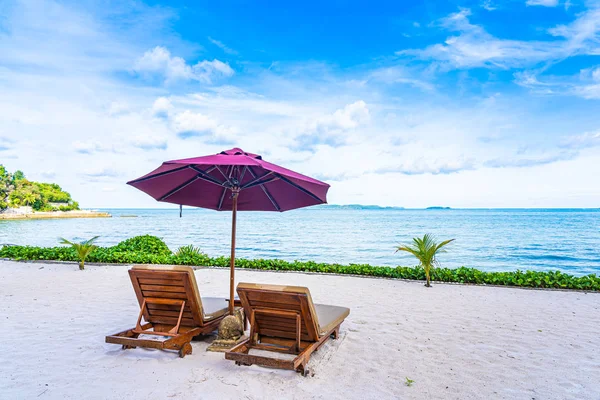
[229,191,239,315]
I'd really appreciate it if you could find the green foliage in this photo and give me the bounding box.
[0,165,14,211]
[405,378,415,387]
[59,236,100,270]
[0,165,78,212]
[113,235,172,256]
[396,234,455,287]
[1,239,598,291]
[173,244,209,265]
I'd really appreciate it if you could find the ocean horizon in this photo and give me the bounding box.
[2,207,599,276]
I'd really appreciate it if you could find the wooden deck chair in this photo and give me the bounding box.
[105,265,231,358]
[225,283,350,375]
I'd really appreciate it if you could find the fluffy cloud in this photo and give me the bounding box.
[151,97,173,118]
[293,101,370,150]
[171,110,237,144]
[133,46,234,84]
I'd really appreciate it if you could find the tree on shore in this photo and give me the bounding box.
[396,234,455,287]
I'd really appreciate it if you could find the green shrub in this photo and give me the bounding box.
[113,235,171,256]
[1,241,598,291]
[172,244,210,266]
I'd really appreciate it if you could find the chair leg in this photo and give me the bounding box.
[178,342,192,358]
[331,326,340,339]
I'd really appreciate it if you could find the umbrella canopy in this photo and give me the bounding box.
[127,148,330,314]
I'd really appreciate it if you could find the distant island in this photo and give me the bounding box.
[426,206,452,210]
[0,165,110,220]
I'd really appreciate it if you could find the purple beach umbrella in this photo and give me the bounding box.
[127,148,330,314]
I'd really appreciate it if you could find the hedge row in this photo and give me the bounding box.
[1,237,598,291]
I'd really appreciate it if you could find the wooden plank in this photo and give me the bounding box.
[138,277,183,285]
[149,316,196,326]
[248,301,302,311]
[246,291,301,305]
[149,310,194,319]
[141,291,188,300]
[140,284,186,293]
[299,297,319,341]
[182,272,204,325]
[259,328,312,341]
[225,348,296,370]
[147,303,192,312]
[130,270,187,280]
[105,335,165,349]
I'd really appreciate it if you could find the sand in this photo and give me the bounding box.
[1,260,598,400]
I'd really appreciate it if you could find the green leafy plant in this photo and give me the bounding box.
[396,234,455,287]
[173,244,209,266]
[405,377,414,387]
[113,235,172,256]
[59,236,100,270]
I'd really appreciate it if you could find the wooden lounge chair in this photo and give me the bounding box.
[105,265,231,358]
[225,282,350,375]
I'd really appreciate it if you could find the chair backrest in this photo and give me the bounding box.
[129,265,204,327]
[237,282,321,342]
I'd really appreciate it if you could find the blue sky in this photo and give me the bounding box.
[0,0,599,208]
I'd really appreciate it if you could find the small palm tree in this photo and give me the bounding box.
[59,236,99,270]
[396,234,454,287]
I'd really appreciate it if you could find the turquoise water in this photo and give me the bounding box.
[1,208,599,276]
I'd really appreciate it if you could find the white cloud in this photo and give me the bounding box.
[368,67,435,91]
[171,110,237,144]
[515,66,600,98]
[481,0,497,11]
[400,7,600,69]
[561,131,600,148]
[526,0,559,7]
[318,100,370,131]
[129,134,168,150]
[151,97,173,118]
[133,46,234,84]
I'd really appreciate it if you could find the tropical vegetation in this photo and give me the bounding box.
[1,235,598,291]
[0,165,79,212]
[396,234,455,287]
[59,236,100,270]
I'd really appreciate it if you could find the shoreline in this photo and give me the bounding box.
[0,210,111,220]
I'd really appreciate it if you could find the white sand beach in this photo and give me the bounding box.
[1,260,598,400]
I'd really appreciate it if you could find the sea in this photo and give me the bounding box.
[1,207,599,276]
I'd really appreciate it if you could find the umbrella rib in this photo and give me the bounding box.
[247,168,280,211]
[275,173,323,203]
[127,165,190,184]
[240,172,278,189]
[188,166,227,187]
[239,166,248,183]
[217,186,228,210]
[215,165,232,185]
